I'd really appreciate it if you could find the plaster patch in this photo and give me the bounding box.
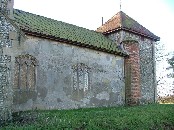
[96,91,110,100]
[82,98,90,105]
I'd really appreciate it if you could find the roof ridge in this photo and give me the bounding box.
[98,12,120,29]
[121,11,143,29]
[14,9,98,33]
[121,11,158,38]
[119,11,123,28]
[96,11,160,41]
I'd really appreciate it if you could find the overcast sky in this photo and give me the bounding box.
[14,0,174,96]
[14,0,174,52]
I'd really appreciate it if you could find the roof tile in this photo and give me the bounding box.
[97,11,160,41]
[13,9,127,56]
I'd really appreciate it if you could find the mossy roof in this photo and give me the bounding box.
[13,9,126,56]
[97,11,160,41]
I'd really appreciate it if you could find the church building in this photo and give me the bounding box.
[0,0,160,122]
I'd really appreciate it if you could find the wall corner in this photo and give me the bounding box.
[123,40,141,105]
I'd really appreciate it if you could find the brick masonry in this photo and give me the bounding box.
[106,30,157,104]
[123,40,141,105]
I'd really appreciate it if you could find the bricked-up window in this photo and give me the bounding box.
[14,54,38,91]
[72,63,90,100]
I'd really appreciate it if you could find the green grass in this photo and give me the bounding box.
[1,104,174,130]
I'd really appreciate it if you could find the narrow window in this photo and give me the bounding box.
[72,63,90,100]
[14,54,38,91]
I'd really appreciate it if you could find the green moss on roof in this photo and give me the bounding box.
[13,9,126,56]
[97,11,160,41]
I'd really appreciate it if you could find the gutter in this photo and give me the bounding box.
[152,41,157,102]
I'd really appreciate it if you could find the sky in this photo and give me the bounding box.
[14,0,174,96]
[13,0,174,52]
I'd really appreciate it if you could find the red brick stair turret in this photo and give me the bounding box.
[123,38,141,105]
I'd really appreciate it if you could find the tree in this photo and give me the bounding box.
[165,53,174,96]
[167,55,174,77]
[155,42,170,97]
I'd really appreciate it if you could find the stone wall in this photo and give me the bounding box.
[0,14,16,123]
[106,30,156,104]
[11,36,125,111]
[107,31,121,44]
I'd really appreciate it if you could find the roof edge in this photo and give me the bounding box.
[102,27,160,42]
[21,29,128,57]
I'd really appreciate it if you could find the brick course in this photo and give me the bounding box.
[124,40,141,105]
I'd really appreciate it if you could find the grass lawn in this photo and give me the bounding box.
[1,104,174,130]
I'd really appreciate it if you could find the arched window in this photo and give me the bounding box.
[72,63,90,100]
[14,54,38,91]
